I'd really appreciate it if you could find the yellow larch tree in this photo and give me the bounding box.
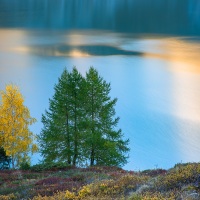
[0,85,37,168]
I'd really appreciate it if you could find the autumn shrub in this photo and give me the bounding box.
[0,171,10,183]
[84,171,110,184]
[2,164,199,200]
[140,169,167,177]
[35,177,63,186]
[33,174,148,200]
[129,191,176,200]
[86,175,144,198]
[0,170,19,182]
[33,178,83,197]
[0,193,17,200]
[0,183,22,196]
[85,166,123,173]
[68,174,148,199]
[155,163,200,191]
[0,184,30,197]
[70,174,85,182]
[22,172,43,179]
[32,191,66,200]
[65,190,77,200]
[62,169,110,184]
[107,171,122,179]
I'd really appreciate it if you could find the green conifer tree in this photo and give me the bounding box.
[39,67,129,167]
[39,68,84,166]
[67,68,85,165]
[84,67,129,167]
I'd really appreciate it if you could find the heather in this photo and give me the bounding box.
[1,163,200,199]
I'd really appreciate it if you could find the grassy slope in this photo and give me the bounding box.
[0,163,200,200]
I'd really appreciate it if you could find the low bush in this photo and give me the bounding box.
[20,161,31,170]
[155,163,200,191]
[140,169,167,177]
[129,191,176,200]
[0,193,17,200]
[30,162,71,172]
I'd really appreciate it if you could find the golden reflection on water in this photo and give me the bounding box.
[2,29,200,70]
[68,50,90,57]
[143,37,200,73]
[172,72,200,122]
[171,71,200,161]
[0,29,27,52]
[13,46,90,57]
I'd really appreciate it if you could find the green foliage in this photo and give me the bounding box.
[39,68,85,166]
[83,67,129,167]
[0,147,7,158]
[30,162,70,172]
[19,161,30,170]
[0,147,11,169]
[39,67,129,167]
[30,163,46,172]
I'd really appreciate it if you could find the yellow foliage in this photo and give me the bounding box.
[32,192,66,200]
[65,190,77,200]
[78,185,92,199]
[0,84,37,168]
[129,191,176,200]
[155,163,200,190]
[0,193,17,200]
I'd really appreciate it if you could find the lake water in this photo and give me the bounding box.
[0,0,200,170]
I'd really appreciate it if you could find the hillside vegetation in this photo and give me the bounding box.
[0,162,200,200]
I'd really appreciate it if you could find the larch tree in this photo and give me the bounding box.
[39,67,129,167]
[39,68,85,166]
[67,68,85,165]
[0,85,37,168]
[84,67,129,167]
[39,69,72,164]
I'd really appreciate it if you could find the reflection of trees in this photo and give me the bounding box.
[0,0,199,35]
[28,44,144,57]
[188,1,200,32]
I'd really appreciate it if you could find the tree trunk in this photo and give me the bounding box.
[90,85,95,166]
[90,146,94,166]
[11,157,15,169]
[66,113,71,165]
[73,92,78,166]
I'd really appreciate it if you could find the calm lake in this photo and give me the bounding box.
[0,0,200,170]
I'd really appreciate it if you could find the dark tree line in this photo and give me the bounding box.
[39,67,129,167]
